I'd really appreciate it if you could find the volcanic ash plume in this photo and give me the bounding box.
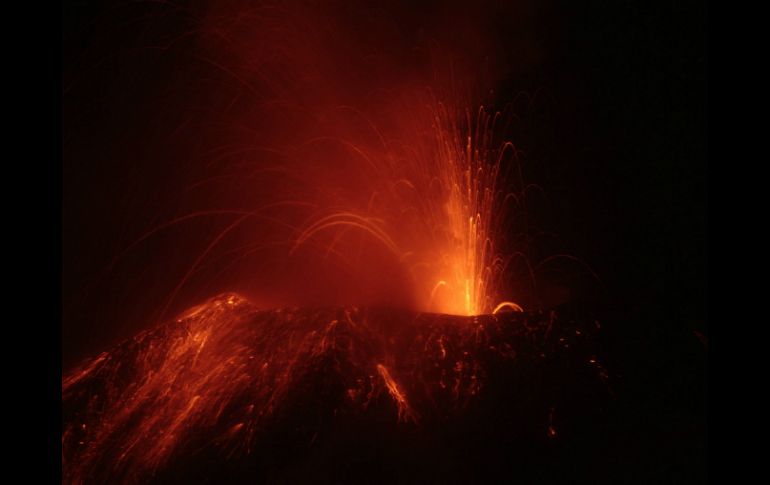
[92,0,535,321]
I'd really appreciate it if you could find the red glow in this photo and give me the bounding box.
[82,0,534,322]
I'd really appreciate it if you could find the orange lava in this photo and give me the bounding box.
[376,364,419,423]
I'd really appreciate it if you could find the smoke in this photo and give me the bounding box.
[64,0,546,365]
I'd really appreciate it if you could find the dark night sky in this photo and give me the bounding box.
[62,0,706,368]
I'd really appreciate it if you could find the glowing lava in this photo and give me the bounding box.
[292,102,522,316]
[62,294,606,483]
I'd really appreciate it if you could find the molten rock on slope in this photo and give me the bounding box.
[62,294,609,484]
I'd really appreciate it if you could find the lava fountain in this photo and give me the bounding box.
[291,100,523,316]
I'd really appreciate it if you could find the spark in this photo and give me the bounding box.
[492,301,524,314]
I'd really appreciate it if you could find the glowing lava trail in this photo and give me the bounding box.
[62,294,608,483]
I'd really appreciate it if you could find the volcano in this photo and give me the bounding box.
[62,294,610,483]
[61,0,708,482]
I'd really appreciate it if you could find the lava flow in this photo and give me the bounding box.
[62,294,608,483]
